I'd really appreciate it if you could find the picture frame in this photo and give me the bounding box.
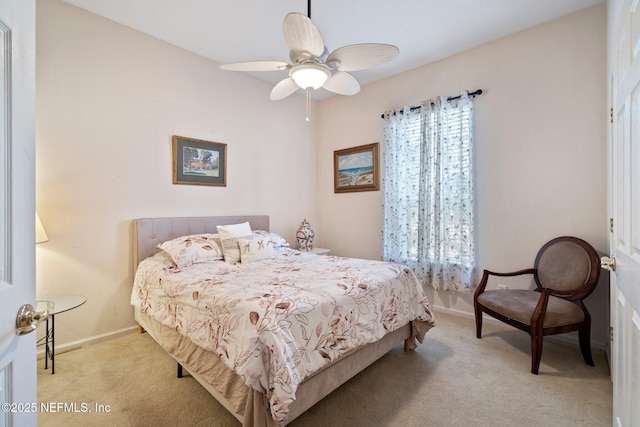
[172,135,227,187]
[334,143,379,193]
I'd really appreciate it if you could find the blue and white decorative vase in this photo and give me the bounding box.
[296,219,315,251]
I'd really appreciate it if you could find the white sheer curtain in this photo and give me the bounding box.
[383,92,476,292]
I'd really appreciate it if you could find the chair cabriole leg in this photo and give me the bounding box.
[475,307,483,338]
[531,328,543,375]
[579,320,594,366]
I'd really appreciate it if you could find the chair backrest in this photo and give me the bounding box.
[533,236,600,301]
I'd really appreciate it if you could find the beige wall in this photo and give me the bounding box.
[37,1,610,348]
[35,0,317,346]
[316,5,609,344]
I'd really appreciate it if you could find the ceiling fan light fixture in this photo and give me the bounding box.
[290,63,330,90]
[220,11,399,105]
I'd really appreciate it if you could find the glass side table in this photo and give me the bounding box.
[36,295,87,375]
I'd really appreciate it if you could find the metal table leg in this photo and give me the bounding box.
[51,314,55,374]
[41,314,55,374]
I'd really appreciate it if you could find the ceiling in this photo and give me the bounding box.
[60,0,604,100]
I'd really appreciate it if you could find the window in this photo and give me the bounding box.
[382,92,476,292]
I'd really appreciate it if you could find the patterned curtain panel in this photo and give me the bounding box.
[383,92,476,292]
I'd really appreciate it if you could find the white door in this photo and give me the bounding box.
[608,1,640,426]
[0,1,37,426]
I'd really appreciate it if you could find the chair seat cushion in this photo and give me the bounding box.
[477,290,585,328]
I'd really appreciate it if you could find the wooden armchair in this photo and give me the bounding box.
[473,236,600,374]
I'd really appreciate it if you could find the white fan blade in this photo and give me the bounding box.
[283,13,325,58]
[270,77,300,100]
[220,61,288,72]
[326,44,399,71]
[322,72,360,96]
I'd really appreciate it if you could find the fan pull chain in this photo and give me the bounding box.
[306,89,311,122]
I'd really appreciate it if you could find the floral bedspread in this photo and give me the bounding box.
[131,248,435,424]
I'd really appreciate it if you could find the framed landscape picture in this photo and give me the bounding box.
[172,135,227,186]
[334,143,379,193]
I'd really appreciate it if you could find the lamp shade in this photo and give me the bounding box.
[36,213,49,244]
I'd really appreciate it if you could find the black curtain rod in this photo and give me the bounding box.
[380,89,483,119]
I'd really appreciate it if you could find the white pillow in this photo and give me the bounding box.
[157,234,223,268]
[217,222,253,263]
[238,236,274,263]
[253,230,290,248]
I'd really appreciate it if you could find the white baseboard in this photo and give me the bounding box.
[432,304,609,354]
[37,307,612,375]
[431,304,476,321]
[37,325,138,359]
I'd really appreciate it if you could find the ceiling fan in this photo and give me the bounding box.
[219,1,399,101]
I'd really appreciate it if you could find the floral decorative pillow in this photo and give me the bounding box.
[238,237,274,263]
[157,234,223,268]
[253,230,290,248]
[217,222,253,263]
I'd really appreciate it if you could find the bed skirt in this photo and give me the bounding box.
[135,309,416,426]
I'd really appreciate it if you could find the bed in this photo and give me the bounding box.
[131,215,435,426]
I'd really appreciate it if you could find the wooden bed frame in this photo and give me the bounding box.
[133,215,416,426]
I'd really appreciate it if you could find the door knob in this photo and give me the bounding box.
[601,256,616,272]
[15,303,49,336]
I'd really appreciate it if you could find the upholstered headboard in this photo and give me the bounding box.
[133,215,270,266]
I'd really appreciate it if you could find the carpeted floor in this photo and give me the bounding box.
[37,311,612,427]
